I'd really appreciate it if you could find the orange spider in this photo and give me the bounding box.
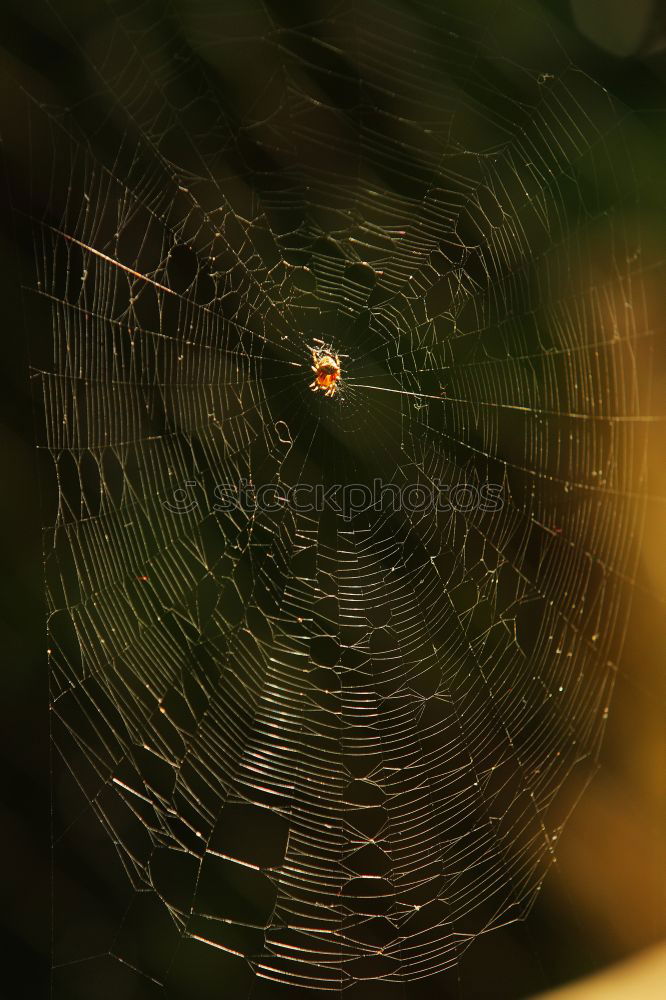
[309,344,342,397]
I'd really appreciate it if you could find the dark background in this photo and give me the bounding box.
[1,1,665,997]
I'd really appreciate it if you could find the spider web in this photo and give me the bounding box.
[24,0,653,994]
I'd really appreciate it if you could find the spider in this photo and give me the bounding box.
[309,343,342,397]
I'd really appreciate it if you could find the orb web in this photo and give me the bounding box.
[29,0,651,994]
